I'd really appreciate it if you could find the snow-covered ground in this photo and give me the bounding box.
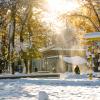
[0,76,100,100]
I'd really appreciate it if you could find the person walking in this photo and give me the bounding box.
[74,65,80,74]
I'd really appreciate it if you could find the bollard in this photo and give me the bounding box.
[89,73,93,80]
[38,91,49,100]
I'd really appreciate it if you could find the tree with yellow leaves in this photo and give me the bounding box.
[62,0,100,32]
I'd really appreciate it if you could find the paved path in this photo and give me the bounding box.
[0,73,60,79]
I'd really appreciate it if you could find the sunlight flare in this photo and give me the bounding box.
[46,0,80,14]
[41,0,80,34]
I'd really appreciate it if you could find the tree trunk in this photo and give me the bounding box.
[29,59,32,73]
[24,59,28,74]
[8,3,16,74]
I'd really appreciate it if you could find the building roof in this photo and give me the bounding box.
[39,45,86,57]
[84,32,100,39]
[39,45,85,53]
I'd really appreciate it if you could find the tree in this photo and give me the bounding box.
[7,0,16,74]
[0,0,50,74]
[17,0,50,73]
[61,0,100,32]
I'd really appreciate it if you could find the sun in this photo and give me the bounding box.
[41,0,80,35]
[64,0,80,12]
[46,0,80,14]
[46,0,62,12]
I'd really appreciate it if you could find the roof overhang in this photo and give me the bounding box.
[83,32,100,41]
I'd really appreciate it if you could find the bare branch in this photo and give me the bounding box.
[87,0,100,26]
[68,14,100,31]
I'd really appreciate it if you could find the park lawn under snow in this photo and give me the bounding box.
[0,77,100,100]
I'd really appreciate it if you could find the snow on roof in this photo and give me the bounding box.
[52,47,85,51]
[63,56,87,65]
[39,45,55,52]
[39,46,85,52]
[84,32,100,39]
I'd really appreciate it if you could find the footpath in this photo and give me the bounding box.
[0,73,60,79]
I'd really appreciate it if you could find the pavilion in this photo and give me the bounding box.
[38,45,87,73]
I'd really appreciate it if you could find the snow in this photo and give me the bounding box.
[0,76,100,100]
[60,72,88,79]
[39,45,55,52]
[52,47,85,51]
[39,46,85,52]
[63,56,87,65]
